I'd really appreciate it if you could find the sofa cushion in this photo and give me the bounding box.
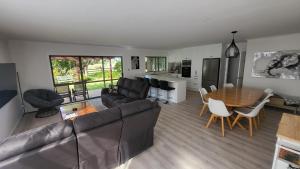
[0,120,73,161]
[119,100,157,117]
[113,98,136,105]
[117,78,149,99]
[73,107,121,133]
[102,78,149,108]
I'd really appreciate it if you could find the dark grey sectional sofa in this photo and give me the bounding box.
[0,100,161,169]
[101,77,149,108]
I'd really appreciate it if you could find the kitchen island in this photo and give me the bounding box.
[139,74,187,103]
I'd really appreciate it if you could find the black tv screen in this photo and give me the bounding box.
[0,63,18,108]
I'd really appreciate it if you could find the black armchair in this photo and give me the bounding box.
[24,89,64,118]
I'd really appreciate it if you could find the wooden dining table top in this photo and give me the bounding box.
[204,87,265,107]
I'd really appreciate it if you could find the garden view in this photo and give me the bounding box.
[50,56,122,99]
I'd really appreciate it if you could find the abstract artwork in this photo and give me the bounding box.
[252,50,300,80]
[131,56,140,69]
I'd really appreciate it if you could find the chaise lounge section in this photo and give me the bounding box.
[0,120,78,169]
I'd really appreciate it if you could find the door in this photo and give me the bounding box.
[226,51,246,87]
[202,58,220,91]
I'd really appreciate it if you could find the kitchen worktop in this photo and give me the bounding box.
[143,74,186,83]
[137,73,187,103]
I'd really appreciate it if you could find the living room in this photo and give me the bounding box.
[1,1,300,169]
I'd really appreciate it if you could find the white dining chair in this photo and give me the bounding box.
[232,99,270,137]
[264,88,274,94]
[210,85,217,92]
[223,83,234,88]
[206,98,232,137]
[199,88,209,117]
[250,92,274,108]
[249,89,274,121]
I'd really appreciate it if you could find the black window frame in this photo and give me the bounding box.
[145,56,167,72]
[49,55,123,99]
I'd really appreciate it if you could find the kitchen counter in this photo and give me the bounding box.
[138,74,187,103]
[144,74,186,83]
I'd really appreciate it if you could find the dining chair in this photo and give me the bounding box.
[210,85,217,92]
[249,89,274,121]
[72,83,89,101]
[250,92,273,108]
[206,98,232,137]
[223,83,234,88]
[199,88,208,117]
[264,88,274,94]
[232,99,270,137]
[55,85,72,102]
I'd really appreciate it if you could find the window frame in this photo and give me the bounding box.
[145,56,167,72]
[49,55,123,98]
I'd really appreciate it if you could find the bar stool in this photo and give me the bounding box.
[159,80,175,104]
[144,77,151,98]
[150,78,160,101]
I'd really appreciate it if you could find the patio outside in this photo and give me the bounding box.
[50,56,122,103]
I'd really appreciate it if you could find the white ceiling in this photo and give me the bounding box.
[0,0,300,49]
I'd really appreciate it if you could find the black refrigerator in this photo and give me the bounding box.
[201,58,220,91]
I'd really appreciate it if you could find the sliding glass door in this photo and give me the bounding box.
[50,56,123,103]
[81,57,104,98]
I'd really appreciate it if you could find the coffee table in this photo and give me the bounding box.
[60,101,104,120]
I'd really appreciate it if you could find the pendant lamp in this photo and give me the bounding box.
[225,31,240,58]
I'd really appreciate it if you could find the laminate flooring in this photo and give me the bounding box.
[14,91,283,169]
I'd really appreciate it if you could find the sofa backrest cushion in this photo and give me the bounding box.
[0,120,74,162]
[73,107,121,133]
[119,99,155,117]
[117,78,149,99]
[74,108,122,169]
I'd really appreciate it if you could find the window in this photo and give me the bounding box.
[50,56,123,102]
[145,56,167,72]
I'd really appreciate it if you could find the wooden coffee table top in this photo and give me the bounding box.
[60,101,104,120]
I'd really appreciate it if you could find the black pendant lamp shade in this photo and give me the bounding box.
[225,31,240,58]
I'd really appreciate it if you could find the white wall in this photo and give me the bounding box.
[168,43,222,91]
[8,40,167,111]
[0,39,10,63]
[0,39,22,139]
[243,33,300,96]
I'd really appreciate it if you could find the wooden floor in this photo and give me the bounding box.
[15,91,283,169]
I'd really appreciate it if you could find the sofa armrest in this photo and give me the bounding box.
[101,88,110,95]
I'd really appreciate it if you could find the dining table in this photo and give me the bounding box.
[204,86,265,130]
[204,87,265,108]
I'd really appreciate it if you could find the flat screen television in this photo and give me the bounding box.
[0,63,18,108]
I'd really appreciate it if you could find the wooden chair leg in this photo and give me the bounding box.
[253,117,257,129]
[199,104,207,117]
[230,115,246,130]
[221,117,225,137]
[206,114,214,128]
[232,114,241,127]
[226,117,232,129]
[248,117,253,137]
